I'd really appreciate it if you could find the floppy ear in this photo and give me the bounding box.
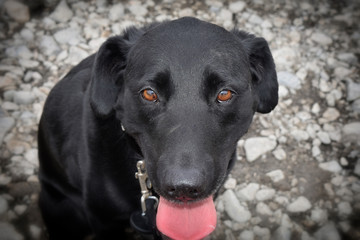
[232,30,278,113]
[90,27,143,118]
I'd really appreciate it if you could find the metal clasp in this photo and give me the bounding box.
[135,161,158,215]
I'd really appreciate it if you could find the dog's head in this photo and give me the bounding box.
[90,17,277,237]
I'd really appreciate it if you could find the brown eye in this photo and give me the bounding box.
[217,90,233,102]
[142,89,158,102]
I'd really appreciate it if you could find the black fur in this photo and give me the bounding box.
[38,17,278,239]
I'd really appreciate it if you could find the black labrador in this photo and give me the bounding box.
[38,17,278,240]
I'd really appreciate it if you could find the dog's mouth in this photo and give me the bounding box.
[156,196,217,240]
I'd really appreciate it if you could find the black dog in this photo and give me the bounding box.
[38,17,278,240]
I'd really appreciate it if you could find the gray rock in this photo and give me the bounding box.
[237,183,260,201]
[14,205,27,216]
[346,79,360,101]
[3,0,30,23]
[0,196,8,215]
[248,14,263,25]
[50,0,73,22]
[239,230,254,240]
[229,1,246,13]
[319,160,342,173]
[334,67,352,79]
[20,28,34,42]
[311,32,333,46]
[273,147,286,160]
[337,52,358,65]
[277,71,301,90]
[291,129,310,141]
[128,4,148,17]
[352,99,360,113]
[314,222,341,240]
[317,131,331,144]
[255,188,275,201]
[253,226,270,239]
[109,3,125,21]
[24,149,39,167]
[244,137,277,162]
[24,71,42,83]
[222,189,251,223]
[311,208,328,224]
[54,28,83,46]
[287,196,312,213]
[266,169,285,183]
[19,59,39,69]
[29,225,42,240]
[271,226,291,240]
[0,222,24,240]
[39,35,61,57]
[224,178,236,189]
[354,159,360,176]
[0,117,15,145]
[13,91,36,105]
[342,122,360,143]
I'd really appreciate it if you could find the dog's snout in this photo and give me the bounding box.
[162,169,206,201]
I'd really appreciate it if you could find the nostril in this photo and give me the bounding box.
[165,184,202,201]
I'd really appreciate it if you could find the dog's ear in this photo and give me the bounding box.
[90,27,144,118]
[232,30,278,113]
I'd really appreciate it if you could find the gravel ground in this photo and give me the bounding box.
[0,0,360,239]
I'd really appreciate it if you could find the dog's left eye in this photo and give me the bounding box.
[141,89,158,102]
[217,90,233,102]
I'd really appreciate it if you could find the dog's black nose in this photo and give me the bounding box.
[163,169,206,201]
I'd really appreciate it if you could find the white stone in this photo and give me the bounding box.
[314,222,341,240]
[253,226,270,239]
[322,108,340,122]
[13,91,36,105]
[271,226,291,240]
[248,14,263,25]
[311,32,333,46]
[0,174,12,186]
[352,99,360,113]
[273,47,298,67]
[39,35,61,57]
[0,222,24,240]
[128,4,148,17]
[311,208,328,224]
[14,205,27,216]
[224,178,237,189]
[0,117,15,145]
[311,103,321,114]
[256,202,273,216]
[65,46,89,65]
[20,28,34,42]
[337,52,358,64]
[25,149,38,166]
[109,3,125,21]
[237,183,260,201]
[50,0,74,23]
[287,196,312,213]
[291,130,309,141]
[229,1,246,13]
[266,169,285,183]
[244,137,277,162]
[239,230,254,240]
[54,28,83,46]
[255,188,276,201]
[0,196,8,215]
[277,71,301,90]
[312,146,321,157]
[222,190,251,223]
[346,79,360,101]
[334,67,352,79]
[317,131,331,144]
[319,161,342,173]
[278,85,289,98]
[273,148,286,160]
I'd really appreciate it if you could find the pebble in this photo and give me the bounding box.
[224,178,237,189]
[334,67,352,79]
[337,201,352,218]
[128,4,148,17]
[14,205,27,216]
[287,196,312,213]
[0,196,9,215]
[311,32,333,46]
[13,91,36,105]
[229,1,246,13]
[0,117,15,145]
[311,208,328,224]
[0,222,24,240]
[291,130,309,141]
[253,226,270,240]
[342,122,360,143]
[271,226,291,240]
[255,188,276,201]
[29,225,42,240]
[109,3,125,21]
[54,28,83,46]
[346,79,360,101]
[266,169,285,183]
[244,137,277,162]
[50,0,74,23]
[317,131,331,144]
[354,159,360,176]
[38,35,61,57]
[3,0,30,23]
[273,148,286,160]
[239,230,254,240]
[256,202,273,216]
[277,71,301,90]
[314,222,341,240]
[237,183,260,201]
[322,108,340,122]
[319,160,342,173]
[223,190,251,223]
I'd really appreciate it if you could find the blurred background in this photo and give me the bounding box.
[0,0,359,239]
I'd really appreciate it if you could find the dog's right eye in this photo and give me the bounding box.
[141,89,158,102]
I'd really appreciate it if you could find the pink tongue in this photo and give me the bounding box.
[156,196,216,240]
